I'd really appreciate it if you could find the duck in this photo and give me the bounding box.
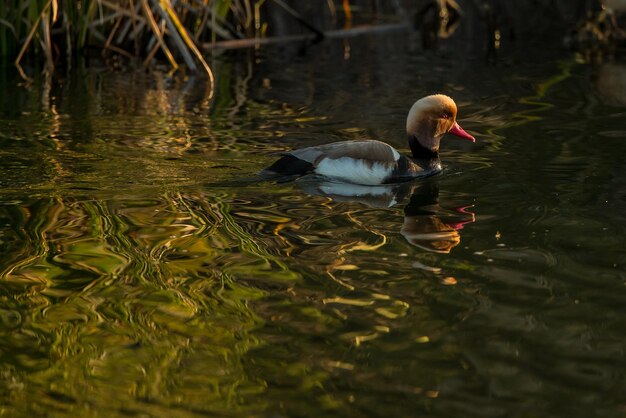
[261,94,475,185]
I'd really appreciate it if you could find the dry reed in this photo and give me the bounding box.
[3,0,273,94]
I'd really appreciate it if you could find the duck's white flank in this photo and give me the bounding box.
[316,150,400,186]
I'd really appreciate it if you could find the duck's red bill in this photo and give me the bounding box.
[449,122,475,142]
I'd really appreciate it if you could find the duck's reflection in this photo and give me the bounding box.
[299,179,415,209]
[402,182,474,253]
[298,178,475,253]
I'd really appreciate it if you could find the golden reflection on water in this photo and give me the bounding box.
[4,34,626,417]
[0,192,284,415]
[0,176,478,415]
[0,48,489,416]
[250,180,476,351]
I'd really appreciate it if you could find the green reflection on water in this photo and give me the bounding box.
[0,192,281,416]
[1,37,626,418]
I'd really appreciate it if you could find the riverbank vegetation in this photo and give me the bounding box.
[5,0,236,82]
[3,0,367,83]
[2,0,618,87]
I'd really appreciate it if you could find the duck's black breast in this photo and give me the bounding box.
[382,155,441,184]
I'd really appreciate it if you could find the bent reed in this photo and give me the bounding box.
[2,0,273,90]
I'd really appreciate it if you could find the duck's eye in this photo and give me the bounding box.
[441,113,449,119]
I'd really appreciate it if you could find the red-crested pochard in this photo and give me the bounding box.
[261,94,475,185]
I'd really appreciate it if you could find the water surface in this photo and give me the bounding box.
[1,32,625,417]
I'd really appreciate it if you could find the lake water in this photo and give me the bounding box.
[1,30,625,417]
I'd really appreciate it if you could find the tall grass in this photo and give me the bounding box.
[3,0,415,89]
[3,0,269,91]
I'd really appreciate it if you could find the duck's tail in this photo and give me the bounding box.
[259,154,315,182]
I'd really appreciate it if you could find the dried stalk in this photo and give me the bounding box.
[153,0,197,71]
[15,0,54,80]
[141,0,179,70]
[158,0,215,97]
